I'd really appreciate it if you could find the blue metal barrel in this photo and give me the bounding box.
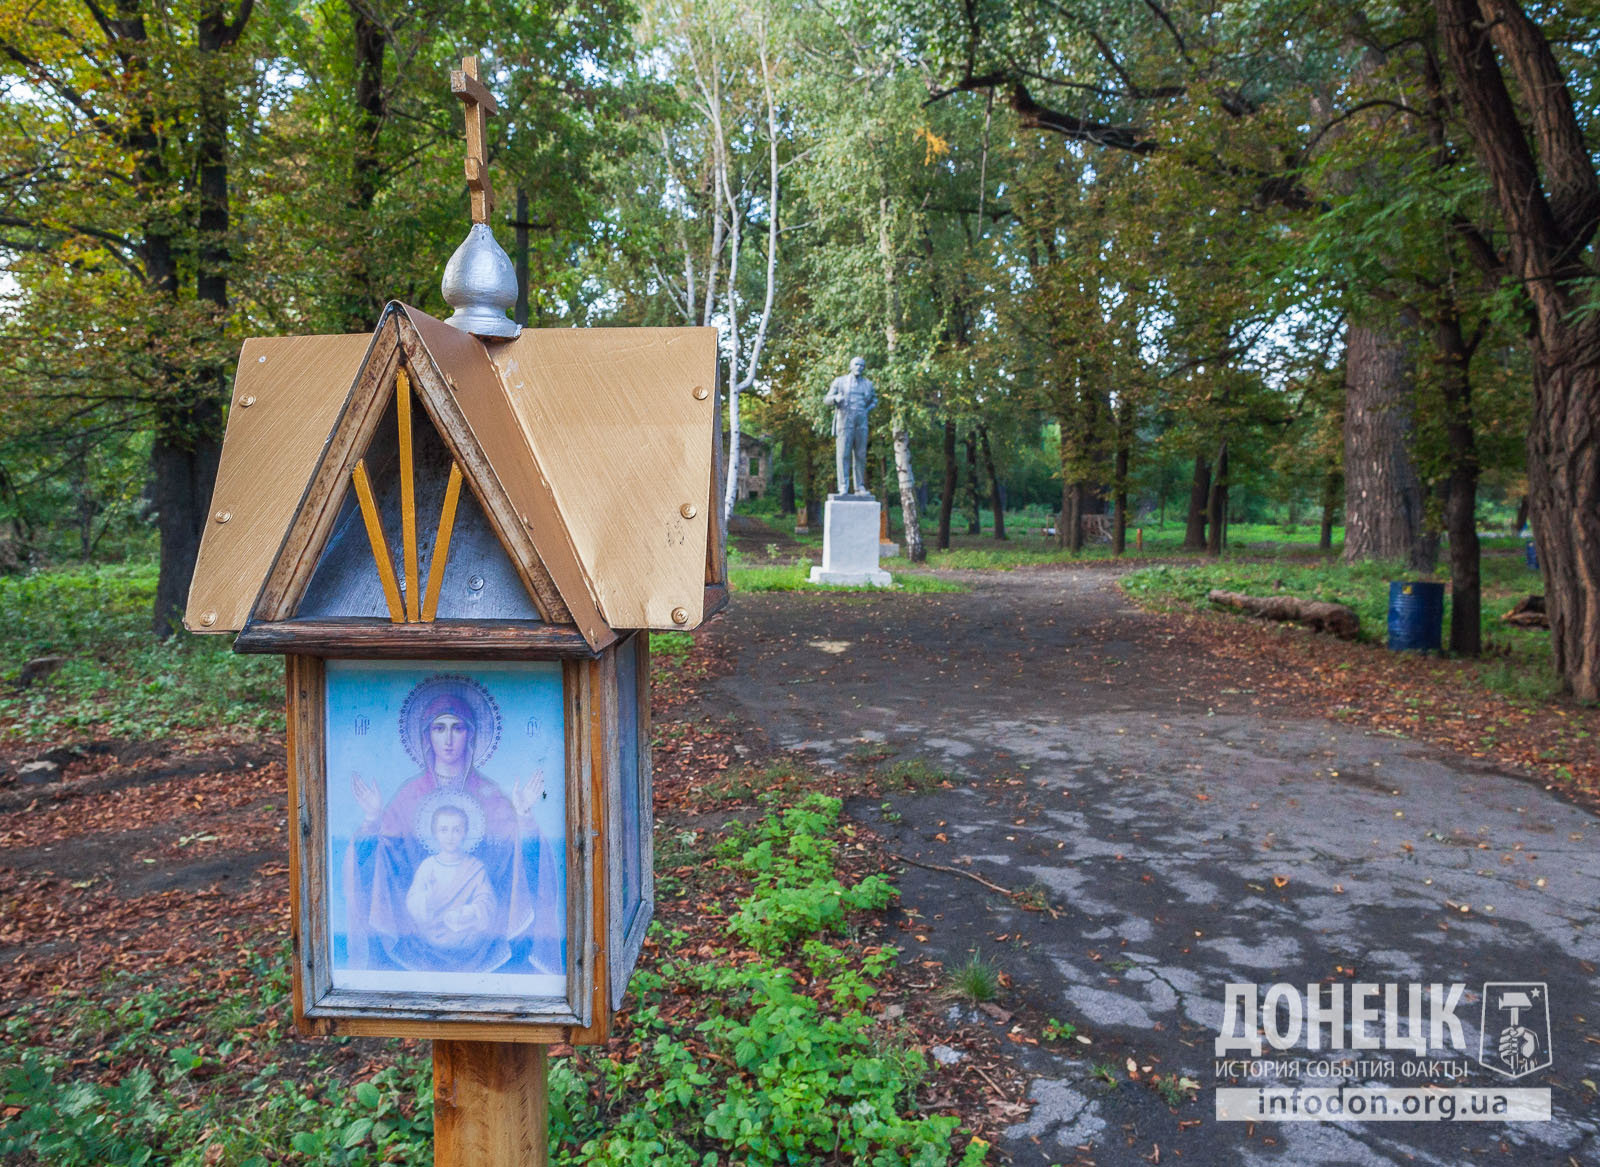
[1387,580,1445,652]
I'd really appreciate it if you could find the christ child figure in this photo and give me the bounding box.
[405,804,496,950]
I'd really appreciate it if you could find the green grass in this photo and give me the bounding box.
[1121,551,1558,702]
[0,563,282,741]
[876,757,955,791]
[729,560,966,593]
[649,630,695,661]
[885,521,1351,574]
[946,955,1001,1004]
[1,796,989,1166]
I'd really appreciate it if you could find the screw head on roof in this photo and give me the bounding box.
[200,611,218,627]
[215,511,231,524]
[693,386,709,401]
[680,503,697,519]
[671,607,689,625]
[238,395,256,408]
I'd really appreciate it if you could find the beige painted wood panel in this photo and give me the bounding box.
[186,333,373,633]
[488,328,718,630]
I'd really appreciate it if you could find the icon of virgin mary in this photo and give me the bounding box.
[342,674,564,975]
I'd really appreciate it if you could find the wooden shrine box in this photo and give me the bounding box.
[186,302,725,1044]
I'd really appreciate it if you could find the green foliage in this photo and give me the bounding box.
[0,1004,432,1166]
[649,631,695,662]
[0,564,281,739]
[877,758,953,792]
[946,956,1000,1005]
[1042,1017,1077,1043]
[1,797,982,1166]
[730,561,966,593]
[1121,553,1559,701]
[723,794,896,956]
[702,758,810,802]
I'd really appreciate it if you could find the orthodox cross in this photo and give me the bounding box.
[450,55,497,223]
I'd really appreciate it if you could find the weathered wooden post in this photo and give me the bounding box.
[185,55,726,1166]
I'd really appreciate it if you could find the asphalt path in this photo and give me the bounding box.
[704,566,1600,1166]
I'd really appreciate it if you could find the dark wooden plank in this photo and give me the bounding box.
[286,655,327,1033]
[567,654,612,1046]
[702,583,730,621]
[235,618,598,659]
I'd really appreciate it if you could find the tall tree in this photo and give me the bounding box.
[1434,0,1600,696]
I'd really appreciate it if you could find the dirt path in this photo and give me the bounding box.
[702,566,1600,1166]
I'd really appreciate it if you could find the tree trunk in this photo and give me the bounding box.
[1342,322,1431,567]
[801,444,821,528]
[513,187,530,327]
[938,418,956,549]
[1112,441,1129,556]
[779,473,795,516]
[344,0,387,332]
[1435,0,1600,697]
[965,430,981,534]
[1423,301,1482,655]
[152,403,224,634]
[1319,469,1341,553]
[151,0,247,635]
[979,425,1006,540]
[1526,351,1600,695]
[893,420,926,562]
[1206,441,1229,558]
[1111,401,1132,556]
[74,451,96,562]
[1184,455,1210,550]
[1065,483,1085,552]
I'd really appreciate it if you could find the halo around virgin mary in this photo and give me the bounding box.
[341,672,564,977]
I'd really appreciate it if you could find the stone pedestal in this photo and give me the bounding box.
[809,495,892,587]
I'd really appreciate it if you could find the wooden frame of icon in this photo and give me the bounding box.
[283,645,634,1044]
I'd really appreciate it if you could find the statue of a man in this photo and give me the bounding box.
[824,356,877,495]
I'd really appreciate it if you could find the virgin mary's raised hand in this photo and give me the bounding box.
[352,771,382,821]
[512,770,546,818]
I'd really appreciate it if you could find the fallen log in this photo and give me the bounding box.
[1501,594,1547,628]
[1206,589,1361,639]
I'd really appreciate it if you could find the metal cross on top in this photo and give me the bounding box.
[450,55,497,223]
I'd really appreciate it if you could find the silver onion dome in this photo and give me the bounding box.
[440,223,520,339]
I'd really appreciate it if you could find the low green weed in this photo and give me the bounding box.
[1042,1017,1077,1042]
[1121,554,1560,703]
[2,795,982,1166]
[724,794,897,956]
[878,758,954,791]
[702,758,809,802]
[947,955,1001,1005]
[0,564,281,740]
[729,561,966,594]
[649,631,695,662]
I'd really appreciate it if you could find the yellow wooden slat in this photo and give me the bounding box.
[351,459,405,623]
[397,367,420,621]
[421,462,464,622]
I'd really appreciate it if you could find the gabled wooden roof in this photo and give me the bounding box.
[185,303,722,647]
